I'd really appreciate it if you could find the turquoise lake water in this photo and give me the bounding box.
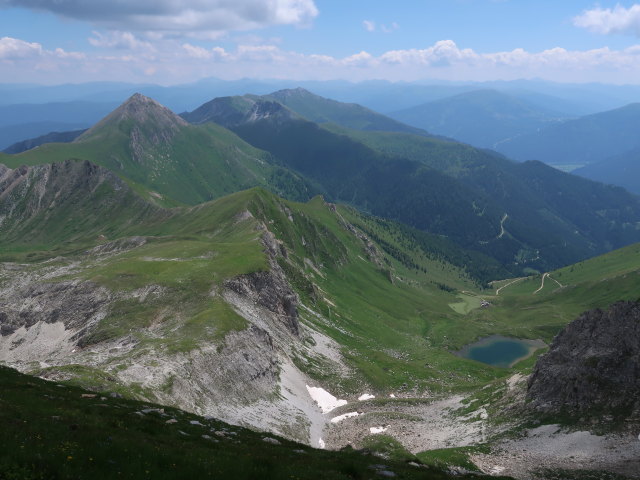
[458,335,545,368]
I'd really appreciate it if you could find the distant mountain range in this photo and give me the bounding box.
[389,89,568,149]
[3,128,86,154]
[3,89,640,276]
[4,78,640,113]
[0,101,117,150]
[495,103,640,166]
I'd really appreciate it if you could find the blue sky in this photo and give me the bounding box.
[2,1,640,84]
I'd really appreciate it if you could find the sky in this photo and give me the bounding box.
[2,1,640,85]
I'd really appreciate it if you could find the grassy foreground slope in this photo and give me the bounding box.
[0,366,507,480]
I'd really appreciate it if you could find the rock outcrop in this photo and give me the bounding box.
[527,301,640,416]
[224,229,300,337]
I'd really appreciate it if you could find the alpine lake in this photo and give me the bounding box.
[457,335,547,368]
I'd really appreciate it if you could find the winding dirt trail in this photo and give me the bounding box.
[495,277,524,295]
[534,273,564,294]
[497,213,508,239]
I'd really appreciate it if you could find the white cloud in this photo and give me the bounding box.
[380,40,478,67]
[182,43,213,59]
[0,0,319,37]
[5,37,640,85]
[0,36,84,62]
[342,50,375,67]
[183,43,230,60]
[0,36,42,59]
[574,4,640,36]
[363,19,398,33]
[89,31,154,50]
[236,44,284,62]
[363,20,376,32]
[53,47,85,59]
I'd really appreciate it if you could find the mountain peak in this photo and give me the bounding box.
[77,93,187,141]
[184,95,299,128]
[269,87,315,99]
[108,93,187,126]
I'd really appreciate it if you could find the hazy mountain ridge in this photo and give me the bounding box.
[3,128,86,154]
[495,103,640,165]
[266,87,430,135]
[574,147,640,195]
[389,89,569,149]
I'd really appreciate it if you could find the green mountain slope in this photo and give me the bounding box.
[266,87,429,135]
[4,156,634,399]
[389,89,566,148]
[326,125,640,265]
[495,103,640,165]
[2,158,570,456]
[184,88,428,136]
[0,159,162,257]
[2,155,638,477]
[184,92,640,275]
[0,94,314,205]
[474,240,640,344]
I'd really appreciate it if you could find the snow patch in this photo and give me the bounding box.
[358,393,375,401]
[330,412,360,424]
[318,438,326,449]
[389,393,396,398]
[370,426,387,434]
[306,385,347,414]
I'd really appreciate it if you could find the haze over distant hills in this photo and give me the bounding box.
[494,103,640,166]
[574,148,640,195]
[4,77,640,153]
[389,89,568,149]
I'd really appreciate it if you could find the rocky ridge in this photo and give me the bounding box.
[527,300,640,419]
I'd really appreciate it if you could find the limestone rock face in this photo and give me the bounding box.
[224,230,300,337]
[527,301,640,415]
